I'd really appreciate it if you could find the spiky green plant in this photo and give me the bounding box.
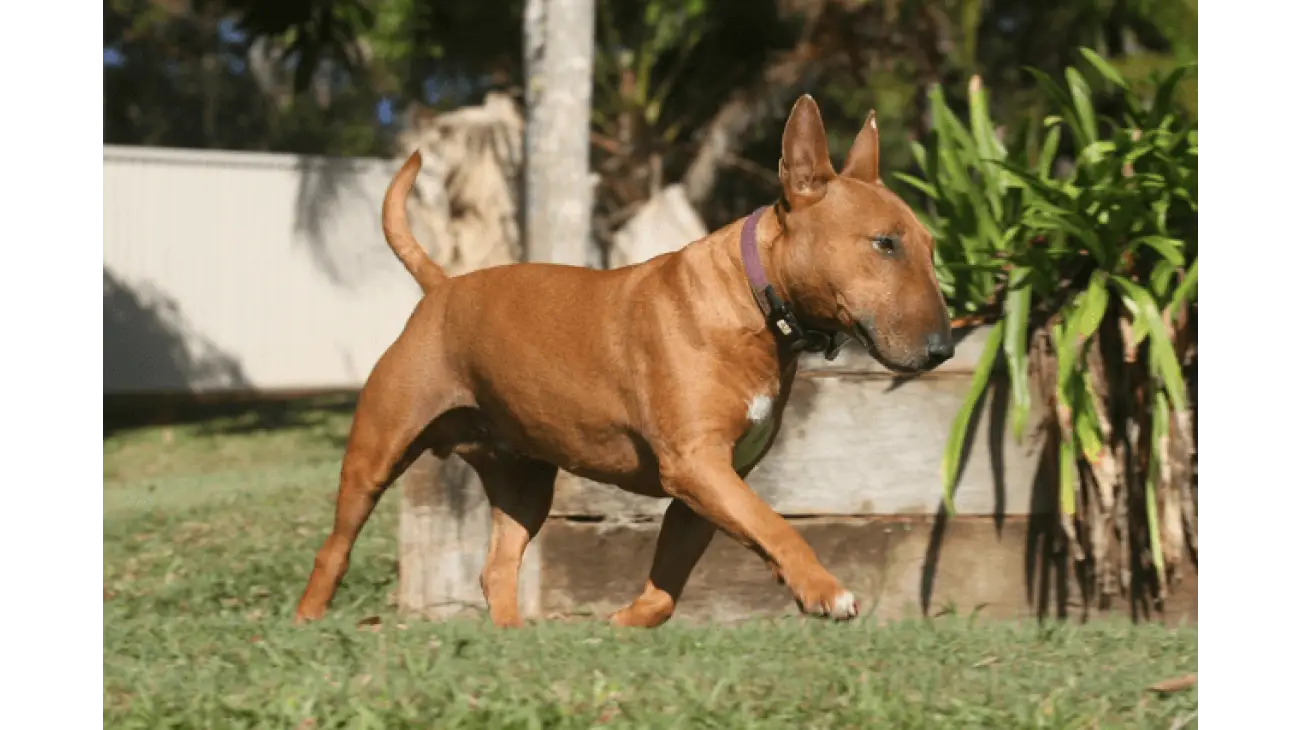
[899,50,1197,606]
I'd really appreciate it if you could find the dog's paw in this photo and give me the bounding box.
[829,590,859,620]
[797,588,860,621]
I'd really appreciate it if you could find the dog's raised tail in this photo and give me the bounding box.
[383,151,447,294]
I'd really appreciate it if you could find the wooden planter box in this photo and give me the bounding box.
[397,326,1197,624]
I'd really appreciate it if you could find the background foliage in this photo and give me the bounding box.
[105,0,1197,232]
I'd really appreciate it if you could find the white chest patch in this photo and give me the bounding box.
[733,394,778,473]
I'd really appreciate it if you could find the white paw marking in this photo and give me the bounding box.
[831,590,859,620]
[747,394,774,423]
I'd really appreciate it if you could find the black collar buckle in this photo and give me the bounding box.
[761,286,847,361]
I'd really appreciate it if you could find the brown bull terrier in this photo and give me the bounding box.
[295,95,953,628]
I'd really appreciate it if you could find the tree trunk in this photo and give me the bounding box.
[396,0,594,621]
[524,0,596,266]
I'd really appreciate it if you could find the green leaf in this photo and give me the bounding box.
[1003,266,1033,440]
[1154,63,1196,120]
[1059,423,1078,517]
[1078,140,1117,165]
[931,86,980,157]
[1146,391,1170,584]
[1065,67,1099,145]
[1131,236,1186,266]
[1050,319,1080,518]
[1037,126,1061,179]
[910,140,929,171]
[1051,319,1074,409]
[1151,198,1171,235]
[1076,271,1109,346]
[1076,373,1105,463]
[1168,260,1199,313]
[969,76,1007,210]
[941,320,1005,514]
[894,173,939,200]
[1113,278,1189,413]
[1079,47,1130,90]
[937,145,973,198]
[1151,260,1177,299]
[1020,206,1105,263]
[1026,68,1074,118]
[995,160,1073,206]
[1075,389,1104,464]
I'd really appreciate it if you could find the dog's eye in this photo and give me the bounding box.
[871,235,899,256]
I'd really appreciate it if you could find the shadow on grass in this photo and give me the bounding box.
[104,391,358,445]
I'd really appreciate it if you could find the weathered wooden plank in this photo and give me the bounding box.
[397,453,495,618]
[551,373,1046,517]
[537,517,1198,624]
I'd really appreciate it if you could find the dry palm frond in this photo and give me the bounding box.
[395,92,525,276]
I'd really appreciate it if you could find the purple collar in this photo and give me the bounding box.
[739,206,845,359]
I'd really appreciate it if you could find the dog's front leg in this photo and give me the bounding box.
[658,443,859,620]
[610,498,716,628]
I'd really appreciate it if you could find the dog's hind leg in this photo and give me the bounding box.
[610,499,716,628]
[295,345,453,623]
[463,453,556,628]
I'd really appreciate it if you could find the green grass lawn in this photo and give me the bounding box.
[104,398,1198,728]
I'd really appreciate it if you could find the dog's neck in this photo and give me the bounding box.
[736,206,846,360]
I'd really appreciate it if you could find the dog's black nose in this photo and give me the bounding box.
[925,332,955,366]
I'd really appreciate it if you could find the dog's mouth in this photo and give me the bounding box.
[851,321,924,374]
[850,321,877,356]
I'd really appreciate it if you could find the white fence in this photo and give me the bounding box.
[104,145,423,394]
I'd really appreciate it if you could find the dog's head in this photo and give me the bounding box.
[766,95,953,373]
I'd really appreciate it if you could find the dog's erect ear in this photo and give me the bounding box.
[840,110,880,184]
[779,95,836,210]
